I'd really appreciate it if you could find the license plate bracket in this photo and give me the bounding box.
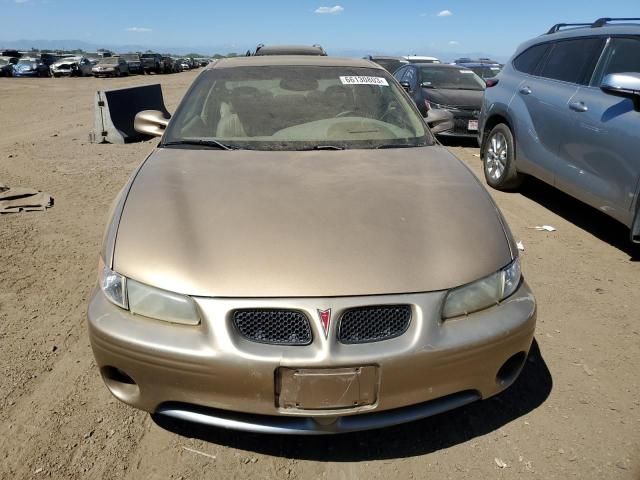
[276,366,378,410]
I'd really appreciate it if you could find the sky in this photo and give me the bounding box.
[2,0,639,58]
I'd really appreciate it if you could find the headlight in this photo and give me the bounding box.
[98,259,200,325]
[127,279,200,326]
[442,258,521,319]
[99,258,128,309]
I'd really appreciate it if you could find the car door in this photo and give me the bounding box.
[513,38,604,185]
[557,36,640,226]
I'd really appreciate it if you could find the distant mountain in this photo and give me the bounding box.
[0,39,246,56]
[0,39,507,63]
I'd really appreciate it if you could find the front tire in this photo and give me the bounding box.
[483,123,523,190]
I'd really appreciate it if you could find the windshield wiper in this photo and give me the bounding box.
[162,139,236,150]
[299,145,345,151]
[376,143,421,149]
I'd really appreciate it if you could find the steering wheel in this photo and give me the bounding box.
[335,110,358,118]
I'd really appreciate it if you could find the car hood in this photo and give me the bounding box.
[113,146,512,297]
[52,61,77,68]
[423,88,484,109]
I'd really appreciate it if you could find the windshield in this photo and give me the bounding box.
[164,65,431,150]
[122,54,140,61]
[100,57,118,65]
[419,66,485,90]
[17,60,36,66]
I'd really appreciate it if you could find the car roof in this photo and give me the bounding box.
[209,55,382,69]
[457,62,502,68]
[254,44,326,56]
[409,63,463,69]
[367,55,407,61]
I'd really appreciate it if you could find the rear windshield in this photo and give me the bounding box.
[469,65,502,79]
[100,57,118,65]
[165,65,432,151]
[419,66,486,90]
[373,59,408,74]
[121,54,140,61]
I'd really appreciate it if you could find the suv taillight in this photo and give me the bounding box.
[485,78,499,88]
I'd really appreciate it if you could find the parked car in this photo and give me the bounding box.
[140,53,163,74]
[161,56,175,73]
[170,58,184,73]
[178,58,190,70]
[87,55,535,435]
[12,58,50,77]
[50,56,94,77]
[92,57,129,77]
[479,17,640,242]
[121,54,143,74]
[394,63,485,137]
[454,59,503,80]
[0,58,14,77]
[403,55,440,64]
[364,55,409,73]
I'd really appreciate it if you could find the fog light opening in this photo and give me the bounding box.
[101,366,140,401]
[496,351,527,387]
[103,366,136,385]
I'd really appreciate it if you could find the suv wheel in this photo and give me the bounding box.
[483,123,523,190]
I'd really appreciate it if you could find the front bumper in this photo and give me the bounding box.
[51,68,73,76]
[88,282,536,434]
[427,108,480,138]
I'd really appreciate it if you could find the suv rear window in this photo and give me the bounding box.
[513,44,549,75]
[539,38,603,84]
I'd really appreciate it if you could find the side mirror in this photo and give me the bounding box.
[601,73,640,111]
[134,110,171,137]
[399,81,411,92]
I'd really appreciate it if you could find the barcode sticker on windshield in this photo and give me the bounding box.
[340,76,389,86]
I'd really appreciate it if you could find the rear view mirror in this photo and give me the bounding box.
[134,110,170,137]
[399,81,411,92]
[601,73,640,111]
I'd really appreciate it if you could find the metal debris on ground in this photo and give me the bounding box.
[494,457,508,469]
[516,241,525,251]
[529,225,557,232]
[0,183,54,213]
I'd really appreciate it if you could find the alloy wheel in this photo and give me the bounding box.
[486,132,508,181]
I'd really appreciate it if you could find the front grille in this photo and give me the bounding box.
[338,305,411,344]
[233,310,312,345]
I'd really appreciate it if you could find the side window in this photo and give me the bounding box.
[513,43,549,75]
[393,66,406,81]
[404,67,417,89]
[591,37,640,86]
[539,38,603,84]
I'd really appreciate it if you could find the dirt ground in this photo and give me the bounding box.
[0,71,638,480]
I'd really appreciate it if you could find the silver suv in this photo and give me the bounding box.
[478,18,640,242]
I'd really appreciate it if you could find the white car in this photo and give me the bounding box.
[51,56,95,77]
[403,55,441,64]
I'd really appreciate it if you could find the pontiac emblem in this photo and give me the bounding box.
[318,309,331,339]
